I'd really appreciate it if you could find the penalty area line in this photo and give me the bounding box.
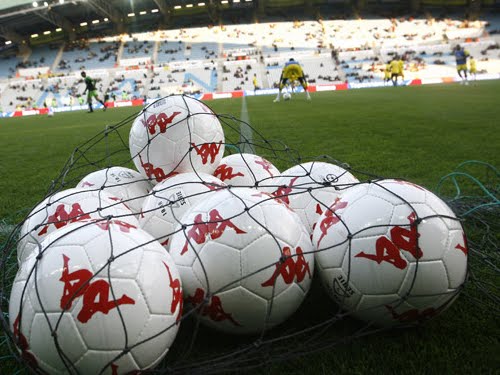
[239,95,256,154]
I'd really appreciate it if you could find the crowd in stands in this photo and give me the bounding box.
[57,39,119,71]
[1,15,499,111]
[124,41,153,56]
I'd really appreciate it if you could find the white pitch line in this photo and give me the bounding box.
[239,95,256,154]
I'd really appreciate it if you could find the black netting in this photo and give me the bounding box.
[0,95,498,375]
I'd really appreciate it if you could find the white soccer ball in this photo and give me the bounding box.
[10,220,182,374]
[273,161,359,234]
[129,95,225,185]
[169,188,314,334]
[76,167,152,214]
[213,153,280,192]
[17,188,138,266]
[312,179,468,326]
[139,172,225,250]
[283,92,291,101]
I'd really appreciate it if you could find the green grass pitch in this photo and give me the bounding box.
[0,81,498,374]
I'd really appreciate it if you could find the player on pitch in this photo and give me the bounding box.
[454,45,470,85]
[274,58,311,102]
[81,71,107,112]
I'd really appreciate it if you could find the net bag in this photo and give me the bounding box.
[0,95,497,375]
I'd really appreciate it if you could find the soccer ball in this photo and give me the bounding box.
[139,172,225,250]
[169,188,314,334]
[76,166,152,214]
[213,153,280,192]
[312,179,468,326]
[283,92,291,101]
[10,220,182,374]
[273,161,359,234]
[17,188,138,266]
[129,95,225,185]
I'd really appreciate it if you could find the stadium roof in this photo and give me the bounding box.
[0,0,34,12]
[0,0,261,46]
[0,0,496,50]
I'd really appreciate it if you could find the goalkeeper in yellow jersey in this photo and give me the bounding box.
[274,58,311,102]
[389,57,400,86]
[384,62,391,85]
[469,56,477,80]
[398,58,405,82]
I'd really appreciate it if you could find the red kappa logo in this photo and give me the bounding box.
[111,363,141,375]
[181,209,246,255]
[385,304,439,323]
[13,314,39,370]
[139,155,178,183]
[59,255,135,323]
[255,158,275,177]
[261,246,311,287]
[355,213,422,270]
[38,203,91,236]
[140,111,181,135]
[315,198,348,247]
[187,288,240,326]
[164,262,183,323]
[455,232,468,255]
[214,164,244,181]
[191,142,222,165]
[272,176,300,205]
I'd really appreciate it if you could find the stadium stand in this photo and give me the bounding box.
[264,54,342,88]
[149,61,217,97]
[1,15,500,112]
[0,80,41,110]
[0,54,19,79]
[108,69,145,100]
[56,40,119,72]
[189,42,219,61]
[23,44,61,71]
[222,59,259,92]
[485,16,500,35]
[337,49,379,83]
[122,40,154,59]
[157,40,187,63]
